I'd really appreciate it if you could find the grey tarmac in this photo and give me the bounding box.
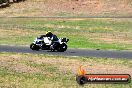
[0,45,132,59]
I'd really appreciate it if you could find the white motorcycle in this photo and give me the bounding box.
[30,36,69,52]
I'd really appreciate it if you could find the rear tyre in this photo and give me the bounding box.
[57,43,67,52]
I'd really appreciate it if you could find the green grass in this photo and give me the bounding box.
[0,18,132,50]
[0,52,132,88]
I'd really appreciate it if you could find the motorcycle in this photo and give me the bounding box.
[30,36,69,52]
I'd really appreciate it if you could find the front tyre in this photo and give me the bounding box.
[57,43,67,52]
[30,43,40,51]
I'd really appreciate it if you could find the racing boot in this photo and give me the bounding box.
[50,45,55,51]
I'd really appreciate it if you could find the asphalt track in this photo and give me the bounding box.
[0,45,132,59]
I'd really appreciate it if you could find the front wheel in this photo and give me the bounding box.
[30,43,40,51]
[57,43,67,52]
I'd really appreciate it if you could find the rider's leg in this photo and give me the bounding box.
[50,42,54,50]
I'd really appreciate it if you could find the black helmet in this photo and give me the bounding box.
[46,31,53,37]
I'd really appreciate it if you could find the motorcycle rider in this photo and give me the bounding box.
[45,31,59,50]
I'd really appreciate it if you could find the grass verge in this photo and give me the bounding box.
[0,18,132,50]
[0,52,132,88]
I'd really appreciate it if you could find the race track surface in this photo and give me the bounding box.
[0,45,132,59]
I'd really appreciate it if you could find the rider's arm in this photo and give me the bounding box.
[48,37,51,41]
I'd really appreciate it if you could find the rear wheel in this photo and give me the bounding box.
[57,43,67,52]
